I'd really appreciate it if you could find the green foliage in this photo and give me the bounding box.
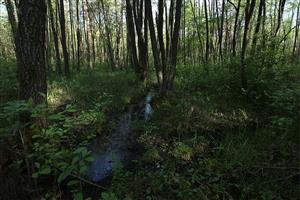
[105,59,299,199]
[0,60,18,103]
[0,57,298,199]
[48,67,145,111]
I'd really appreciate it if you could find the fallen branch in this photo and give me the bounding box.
[263,173,299,184]
[69,172,107,190]
[250,166,299,170]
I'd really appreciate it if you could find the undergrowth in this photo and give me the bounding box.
[0,58,299,199]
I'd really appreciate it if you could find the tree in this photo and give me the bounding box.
[16,0,48,104]
[275,0,287,36]
[6,0,48,177]
[125,0,147,81]
[228,0,241,57]
[241,0,256,89]
[293,0,300,56]
[100,0,116,69]
[146,0,183,92]
[252,0,265,50]
[58,0,70,76]
[48,0,62,74]
[204,0,210,64]
[76,0,82,71]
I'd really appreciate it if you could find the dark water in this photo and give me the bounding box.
[88,92,153,182]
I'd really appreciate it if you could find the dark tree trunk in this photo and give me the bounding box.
[17,0,47,104]
[100,0,115,69]
[189,0,204,63]
[58,0,70,76]
[4,0,18,46]
[241,0,256,89]
[167,0,182,89]
[76,0,81,71]
[68,0,76,64]
[125,0,147,81]
[48,0,62,74]
[204,0,210,64]
[145,0,163,85]
[252,0,265,50]
[84,0,92,69]
[293,0,300,57]
[275,0,287,36]
[219,0,225,61]
[228,0,241,57]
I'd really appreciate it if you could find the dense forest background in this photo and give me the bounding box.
[0,0,299,199]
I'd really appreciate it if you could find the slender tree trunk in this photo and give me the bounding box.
[167,0,182,89]
[252,0,265,50]
[219,0,225,61]
[190,0,204,63]
[293,0,300,57]
[58,0,70,76]
[76,0,81,71]
[100,0,115,69]
[241,0,256,89]
[68,0,76,66]
[204,0,210,64]
[83,0,92,69]
[48,0,62,74]
[228,0,241,57]
[4,0,18,46]
[275,0,287,36]
[145,0,163,85]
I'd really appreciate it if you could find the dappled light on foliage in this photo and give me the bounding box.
[0,0,299,199]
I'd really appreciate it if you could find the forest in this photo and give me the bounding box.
[0,0,299,199]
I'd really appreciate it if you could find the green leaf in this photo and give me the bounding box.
[39,166,51,175]
[79,165,88,174]
[74,192,83,200]
[85,156,94,162]
[57,168,72,183]
[32,172,39,178]
[67,180,79,186]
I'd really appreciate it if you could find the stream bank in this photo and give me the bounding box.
[88,91,154,182]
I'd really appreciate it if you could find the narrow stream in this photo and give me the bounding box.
[88,92,153,182]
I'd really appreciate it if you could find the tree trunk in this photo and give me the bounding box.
[17,0,47,104]
[252,0,265,50]
[219,0,225,61]
[228,0,241,57]
[58,0,70,76]
[100,0,115,69]
[4,0,18,46]
[145,0,163,85]
[275,0,287,36]
[68,0,76,66]
[48,0,62,74]
[204,0,210,64]
[293,0,300,57]
[76,0,81,71]
[241,0,256,89]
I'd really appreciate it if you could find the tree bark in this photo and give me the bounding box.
[48,0,62,74]
[76,0,81,71]
[204,0,210,64]
[228,0,241,57]
[293,0,300,57]
[275,0,287,36]
[252,0,265,50]
[58,0,70,76]
[100,0,115,69]
[17,0,47,104]
[241,0,256,89]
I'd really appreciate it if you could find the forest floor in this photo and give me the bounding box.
[0,61,299,199]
